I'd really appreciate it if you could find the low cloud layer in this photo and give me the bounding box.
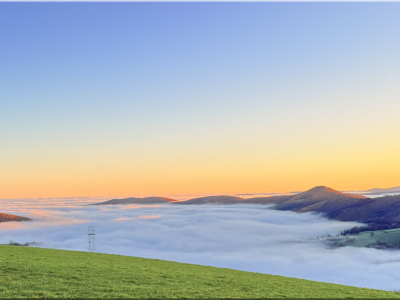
[2,198,400,291]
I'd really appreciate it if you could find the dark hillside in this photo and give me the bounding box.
[328,195,400,224]
[271,188,400,234]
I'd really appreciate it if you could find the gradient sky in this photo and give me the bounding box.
[1,3,400,198]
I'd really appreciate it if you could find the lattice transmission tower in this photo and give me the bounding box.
[88,226,95,252]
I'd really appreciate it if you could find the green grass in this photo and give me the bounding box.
[328,228,400,248]
[0,245,399,298]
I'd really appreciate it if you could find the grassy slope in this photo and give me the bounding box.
[0,246,399,298]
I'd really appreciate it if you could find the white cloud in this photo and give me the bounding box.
[1,199,400,291]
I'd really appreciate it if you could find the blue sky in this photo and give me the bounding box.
[1,3,400,198]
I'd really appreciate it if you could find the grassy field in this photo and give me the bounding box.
[327,228,400,248]
[0,245,399,298]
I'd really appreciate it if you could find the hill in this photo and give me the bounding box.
[269,187,400,234]
[239,186,365,206]
[89,197,177,206]
[0,245,398,298]
[272,186,367,213]
[289,186,367,201]
[174,195,243,205]
[174,186,366,206]
[240,195,293,205]
[0,212,31,222]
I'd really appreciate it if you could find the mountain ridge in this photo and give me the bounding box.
[368,186,400,194]
[90,186,367,206]
[89,197,177,206]
[86,185,400,233]
[174,195,243,205]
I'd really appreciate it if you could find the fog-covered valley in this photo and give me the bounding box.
[2,197,400,291]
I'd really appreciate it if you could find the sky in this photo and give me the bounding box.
[1,3,400,198]
[3,199,400,291]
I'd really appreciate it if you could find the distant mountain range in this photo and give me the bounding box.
[5,185,400,228]
[89,197,177,206]
[91,186,400,233]
[89,194,294,206]
[0,212,31,223]
[92,186,366,206]
[367,186,400,194]
[175,195,243,205]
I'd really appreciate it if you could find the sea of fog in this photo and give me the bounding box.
[2,196,400,291]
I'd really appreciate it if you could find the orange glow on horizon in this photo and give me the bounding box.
[2,116,399,199]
